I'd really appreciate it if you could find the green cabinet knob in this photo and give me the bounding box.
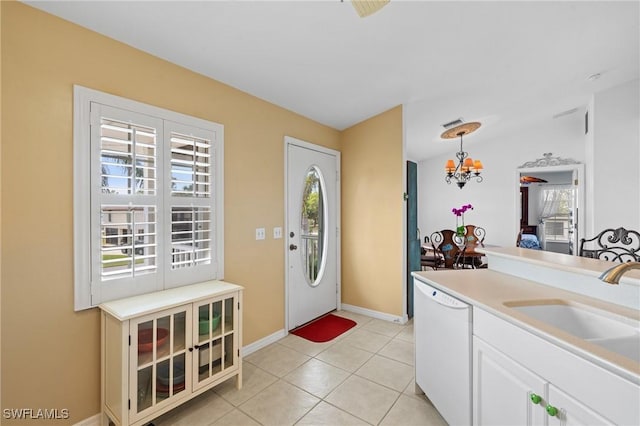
[530,393,542,404]
[546,405,558,417]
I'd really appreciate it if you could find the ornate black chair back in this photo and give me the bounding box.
[578,227,640,263]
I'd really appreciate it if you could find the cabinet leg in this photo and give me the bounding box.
[101,411,116,426]
[236,370,243,390]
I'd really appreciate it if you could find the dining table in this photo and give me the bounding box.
[457,243,502,269]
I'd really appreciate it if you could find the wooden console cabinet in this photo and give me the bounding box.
[99,281,243,426]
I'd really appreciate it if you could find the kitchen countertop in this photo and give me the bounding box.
[412,268,640,383]
[478,246,640,283]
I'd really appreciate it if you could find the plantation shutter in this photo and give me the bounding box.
[90,103,164,303]
[75,86,224,310]
[164,120,218,287]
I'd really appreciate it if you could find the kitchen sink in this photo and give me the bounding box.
[504,299,640,362]
[588,335,640,363]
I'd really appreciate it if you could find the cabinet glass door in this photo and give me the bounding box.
[193,295,237,390]
[132,305,190,419]
[224,297,236,370]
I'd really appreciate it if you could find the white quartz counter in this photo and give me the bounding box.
[479,246,640,284]
[412,268,640,383]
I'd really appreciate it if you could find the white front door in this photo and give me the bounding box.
[286,137,339,330]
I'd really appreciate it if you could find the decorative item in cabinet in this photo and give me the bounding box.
[131,307,189,415]
[100,280,243,426]
[192,297,239,390]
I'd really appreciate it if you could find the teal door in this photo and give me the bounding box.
[406,161,420,318]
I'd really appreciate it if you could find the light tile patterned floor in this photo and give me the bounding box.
[151,311,447,426]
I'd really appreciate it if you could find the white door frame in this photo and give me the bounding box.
[284,136,341,332]
[515,163,585,254]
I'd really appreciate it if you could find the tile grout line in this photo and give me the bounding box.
[191,313,421,426]
[238,331,406,425]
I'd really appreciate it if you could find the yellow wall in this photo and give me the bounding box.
[341,106,404,315]
[0,0,4,412]
[0,2,341,423]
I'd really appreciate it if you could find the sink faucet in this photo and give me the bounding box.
[598,262,640,285]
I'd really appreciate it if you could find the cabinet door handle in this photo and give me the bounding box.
[546,404,558,417]
[530,393,542,404]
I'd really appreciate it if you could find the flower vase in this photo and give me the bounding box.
[456,216,465,237]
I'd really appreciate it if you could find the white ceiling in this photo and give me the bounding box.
[24,1,639,161]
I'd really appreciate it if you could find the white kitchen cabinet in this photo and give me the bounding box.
[473,337,547,426]
[473,308,637,426]
[546,384,614,426]
[100,281,243,426]
[475,336,616,426]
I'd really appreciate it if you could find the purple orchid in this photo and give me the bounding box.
[452,204,473,216]
[453,204,473,236]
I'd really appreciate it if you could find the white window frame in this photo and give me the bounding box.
[74,86,224,310]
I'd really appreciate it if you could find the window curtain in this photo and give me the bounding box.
[538,185,573,219]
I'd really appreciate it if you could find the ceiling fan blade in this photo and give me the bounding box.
[351,0,390,18]
[520,176,548,184]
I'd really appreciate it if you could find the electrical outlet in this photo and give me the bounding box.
[255,228,265,240]
[273,227,283,239]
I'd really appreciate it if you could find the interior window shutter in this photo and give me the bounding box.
[75,86,224,309]
[164,120,218,287]
[90,103,164,303]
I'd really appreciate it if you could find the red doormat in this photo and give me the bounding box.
[291,314,357,343]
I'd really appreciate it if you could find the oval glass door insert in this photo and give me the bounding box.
[300,166,326,286]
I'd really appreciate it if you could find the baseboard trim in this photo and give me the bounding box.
[341,303,408,324]
[242,328,286,357]
[73,413,101,426]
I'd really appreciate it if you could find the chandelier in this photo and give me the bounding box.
[442,122,483,189]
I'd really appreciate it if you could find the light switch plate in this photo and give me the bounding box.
[256,228,265,240]
[273,227,283,239]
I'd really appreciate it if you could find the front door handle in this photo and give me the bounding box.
[289,244,298,251]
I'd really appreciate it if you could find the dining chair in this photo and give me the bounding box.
[455,225,486,268]
[421,235,444,270]
[464,225,486,247]
[431,230,465,269]
[578,227,640,263]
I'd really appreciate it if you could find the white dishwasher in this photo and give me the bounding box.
[414,278,471,426]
